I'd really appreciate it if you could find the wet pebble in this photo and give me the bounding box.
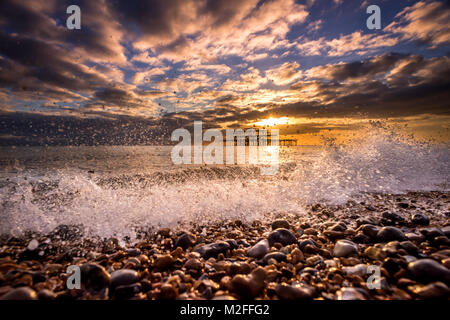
[442,226,450,238]
[420,228,444,240]
[247,239,269,259]
[271,220,290,230]
[336,287,368,300]
[80,263,111,291]
[333,240,358,257]
[174,233,196,249]
[229,267,266,299]
[377,226,407,242]
[126,248,141,257]
[343,264,367,277]
[184,258,203,270]
[37,289,56,300]
[195,241,230,259]
[408,259,450,285]
[411,213,430,226]
[382,212,404,224]
[158,283,178,300]
[154,254,175,269]
[275,283,315,300]
[110,269,139,289]
[360,224,380,239]
[267,228,297,246]
[114,283,142,299]
[262,252,287,264]
[0,287,37,300]
[409,282,449,299]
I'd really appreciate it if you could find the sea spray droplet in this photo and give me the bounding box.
[27,239,39,251]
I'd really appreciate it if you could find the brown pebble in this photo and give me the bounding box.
[153,254,175,269]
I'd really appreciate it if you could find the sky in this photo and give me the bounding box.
[0,0,449,145]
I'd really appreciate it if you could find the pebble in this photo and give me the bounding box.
[323,230,345,240]
[403,255,418,263]
[110,269,139,289]
[299,239,319,251]
[212,295,236,300]
[442,258,450,269]
[306,255,324,267]
[37,289,56,300]
[376,226,407,242]
[290,248,304,264]
[333,240,358,257]
[364,246,387,260]
[399,241,419,254]
[353,232,370,243]
[442,226,450,238]
[262,252,287,264]
[329,222,347,232]
[247,239,269,259]
[271,220,290,230]
[405,232,425,242]
[0,287,37,300]
[409,282,449,299]
[420,228,444,240]
[382,211,404,224]
[398,202,409,209]
[407,259,450,285]
[343,264,367,277]
[126,248,141,257]
[80,263,111,291]
[184,258,203,270]
[174,233,196,249]
[194,241,230,259]
[0,191,448,301]
[411,213,430,226]
[275,283,315,300]
[114,283,142,299]
[267,228,297,246]
[229,267,266,299]
[154,254,175,269]
[360,224,380,238]
[158,283,177,300]
[336,287,368,300]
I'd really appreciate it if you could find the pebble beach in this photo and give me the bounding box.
[1,191,449,300]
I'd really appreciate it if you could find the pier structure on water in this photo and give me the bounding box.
[225,128,297,146]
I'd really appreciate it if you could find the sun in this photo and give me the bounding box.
[254,117,289,127]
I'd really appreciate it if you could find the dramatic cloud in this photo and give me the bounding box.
[297,32,399,57]
[386,1,450,48]
[0,0,449,144]
[266,62,303,85]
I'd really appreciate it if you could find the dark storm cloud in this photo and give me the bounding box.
[112,0,188,39]
[307,53,408,81]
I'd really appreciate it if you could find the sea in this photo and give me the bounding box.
[1,126,449,240]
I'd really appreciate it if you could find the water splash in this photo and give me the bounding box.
[1,123,448,239]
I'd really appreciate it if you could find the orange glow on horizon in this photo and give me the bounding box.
[253,117,289,127]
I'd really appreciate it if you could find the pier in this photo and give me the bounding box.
[226,129,297,146]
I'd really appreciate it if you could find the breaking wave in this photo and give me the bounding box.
[1,123,448,239]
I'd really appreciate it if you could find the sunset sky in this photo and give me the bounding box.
[0,0,449,145]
